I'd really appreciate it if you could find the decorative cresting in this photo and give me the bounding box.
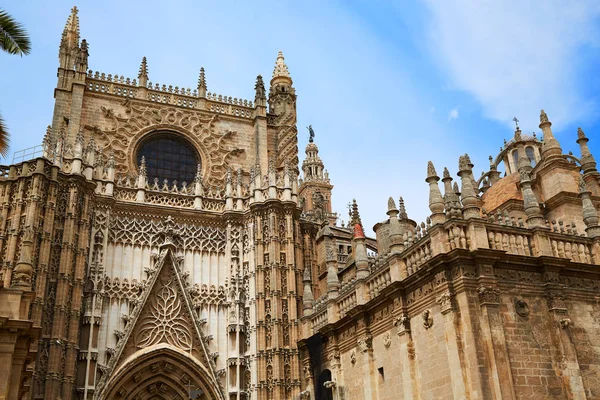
[95,248,225,399]
[108,214,226,253]
[91,101,244,186]
[135,274,193,350]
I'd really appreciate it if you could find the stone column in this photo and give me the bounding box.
[393,311,419,400]
[544,272,587,400]
[0,331,17,399]
[436,290,468,399]
[477,285,516,399]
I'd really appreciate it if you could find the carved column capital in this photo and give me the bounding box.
[357,334,372,353]
[547,292,567,312]
[393,313,411,336]
[478,286,501,306]
[436,291,454,314]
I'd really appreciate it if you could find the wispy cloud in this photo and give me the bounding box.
[448,108,459,120]
[423,0,600,131]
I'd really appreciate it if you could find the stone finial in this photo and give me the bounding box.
[388,197,397,213]
[427,161,437,179]
[226,168,232,185]
[272,50,291,79]
[442,167,462,218]
[197,67,207,97]
[538,109,563,161]
[457,154,481,219]
[426,161,446,224]
[302,266,314,313]
[107,152,115,168]
[443,167,451,179]
[577,127,597,175]
[578,177,600,237]
[255,74,266,103]
[350,199,362,227]
[398,197,408,220]
[138,57,149,82]
[514,127,522,141]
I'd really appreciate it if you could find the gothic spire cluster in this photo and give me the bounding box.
[272,50,291,79]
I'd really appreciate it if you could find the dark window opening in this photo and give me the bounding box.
[136,133,199,184]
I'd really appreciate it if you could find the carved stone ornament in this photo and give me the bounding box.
[393,314,411,336]
[547,293,567,312]
[300,390,311,399]
[357,334,372,353]
[350,350,357,364]
[514,299,530,317]
[478,286,501,306]
[422,309,433,329]
[436,291,453,314]
[383,331,392,348]
[559,318,572,329]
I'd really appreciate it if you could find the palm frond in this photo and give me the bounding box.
[0,114,11,159]
[0,9,31,56]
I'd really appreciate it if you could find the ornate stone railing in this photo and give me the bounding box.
[446,223,469,251]
[338,291,357,319]
[403,238,432,276]
[85,71,254,118]
[311,308,328,333]
[367,266,391,298]
[548,232,593,264]
[486,227,533,256]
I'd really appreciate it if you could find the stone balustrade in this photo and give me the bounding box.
[85,71,254,118]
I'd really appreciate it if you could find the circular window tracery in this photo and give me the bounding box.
[136,133,199,184]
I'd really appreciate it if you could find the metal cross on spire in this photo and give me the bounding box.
[512,117,519,129]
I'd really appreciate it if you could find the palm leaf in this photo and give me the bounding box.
[0,9,31,56]
[0,114,10,159]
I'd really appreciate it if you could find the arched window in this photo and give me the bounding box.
[136,132,199,184]
[526,147,536,167]
[512,150,519,172]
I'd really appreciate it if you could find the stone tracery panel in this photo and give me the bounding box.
[108,215,226,253]
[90,102,246,186]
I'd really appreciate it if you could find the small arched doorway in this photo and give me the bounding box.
[100,344,223,400]
[316,369,333,400]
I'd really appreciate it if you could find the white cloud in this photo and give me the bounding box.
[423,0,600,132]
[448,108,459,120]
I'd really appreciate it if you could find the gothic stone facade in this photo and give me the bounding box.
[1,6,600,400]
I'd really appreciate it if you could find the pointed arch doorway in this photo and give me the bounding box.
[100,344,220,400]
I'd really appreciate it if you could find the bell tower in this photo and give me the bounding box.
[299,127,336,225]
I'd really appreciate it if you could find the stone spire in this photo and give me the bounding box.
[398,197,408,220]
[426,161,446,225]
[577,127,597,175]
[198,67,207,97]
[442,167,462,218]
[254,74,266,106]
[60,6,80,55]
[272,50,291,80]
[457,154,481,219]
[579,177,600,238]
[350,199,363,228]
[539,110,563,162]
[138,57,149,87]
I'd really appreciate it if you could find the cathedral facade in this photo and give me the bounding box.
[1,6,600,400]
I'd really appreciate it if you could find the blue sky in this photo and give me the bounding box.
[1,0,599,231]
